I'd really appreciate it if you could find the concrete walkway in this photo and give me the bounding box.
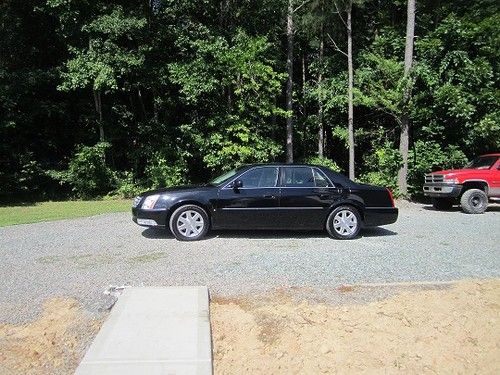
[75,286,212,375]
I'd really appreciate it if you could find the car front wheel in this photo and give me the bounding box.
[326,206,361,239]
[169,205,209,241]
[460,189,488,214]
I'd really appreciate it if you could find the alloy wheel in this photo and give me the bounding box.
[176,210,205,238]
[333,209,358,236]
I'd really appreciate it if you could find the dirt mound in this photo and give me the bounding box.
[211,279,500,374]
[0,298,102,375]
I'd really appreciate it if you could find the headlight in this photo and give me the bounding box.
[141,194,160,209]
[132,196,142,208]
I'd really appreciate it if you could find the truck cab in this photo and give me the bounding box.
[423,153,500,214]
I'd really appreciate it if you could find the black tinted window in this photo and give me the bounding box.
[238,168,278,188]
[313,169,332,187]
[283,167,315,187]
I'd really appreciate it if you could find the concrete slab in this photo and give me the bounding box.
[75,286,212,375]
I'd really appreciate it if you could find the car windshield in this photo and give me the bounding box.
[209,168,240,185]
[465,156,498,170]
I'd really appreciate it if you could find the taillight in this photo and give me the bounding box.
[387,188,395,207]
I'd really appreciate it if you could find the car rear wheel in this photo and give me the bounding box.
[169,205,209,241]
[432,197,454,210]
[460,189,488,214]
[326,206,361,240]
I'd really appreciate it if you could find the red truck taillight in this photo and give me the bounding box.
[387,188,395,207]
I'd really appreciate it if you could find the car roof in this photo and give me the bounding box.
[240,163,325,168]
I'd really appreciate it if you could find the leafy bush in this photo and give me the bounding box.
[17,153,46,193]
[359,144,402,194]
[50,142,114,198]
[305,156,341,172]
[145,153,188,189]
[111,171,143,198]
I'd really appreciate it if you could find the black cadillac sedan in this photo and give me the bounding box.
[132,164,398,241]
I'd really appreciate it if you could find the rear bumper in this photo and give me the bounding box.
[132,207,167,227]
[363,207,398,227]
[423,183,462,198]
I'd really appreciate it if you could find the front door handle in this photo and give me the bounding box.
[263,195,277,199]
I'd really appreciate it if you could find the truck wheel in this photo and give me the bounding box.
[460,189,488,214]
[432,198,454,210]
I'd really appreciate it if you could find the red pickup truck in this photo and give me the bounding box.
[423,153,500,214]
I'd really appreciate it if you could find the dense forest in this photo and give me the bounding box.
[1,0,498,201]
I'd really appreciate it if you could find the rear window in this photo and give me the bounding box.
[282,167,315,187]
[313,169,332,187]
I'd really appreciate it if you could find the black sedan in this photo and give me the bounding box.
[132,164,398,241]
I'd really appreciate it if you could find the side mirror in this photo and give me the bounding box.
[233,180,243,189]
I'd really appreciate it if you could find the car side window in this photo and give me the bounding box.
[238,168,279,188]
[313,169,333,187]
[282,167,315,187]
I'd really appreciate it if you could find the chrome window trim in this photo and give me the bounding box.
[222,165,338,189]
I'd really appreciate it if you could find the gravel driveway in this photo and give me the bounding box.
[1,202,499,323]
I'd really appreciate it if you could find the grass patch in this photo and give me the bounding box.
[0,200,131,227]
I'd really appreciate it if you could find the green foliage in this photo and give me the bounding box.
[50,142,114,198]
[304,157,341,172]
[356,51,411,124]
[170,29,286,172]
[111,171,143,198]
[16,153,47,193]
[2,0,499,201]
[58,6,146,93]
[359,143,402,194]
[145,153,188,189]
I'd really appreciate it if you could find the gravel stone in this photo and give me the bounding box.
[0,202,499,323]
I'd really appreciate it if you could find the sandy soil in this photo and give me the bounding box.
[0,280,498,374]
[212,279,500,374]
[0,299,102,375]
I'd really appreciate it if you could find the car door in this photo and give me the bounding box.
[279,166,343,229]
[491,157,500,196]
[214,166,281,229]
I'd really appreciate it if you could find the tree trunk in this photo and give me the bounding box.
[286,0,294,163]
[318,4,324,159]
[397,0,416,196]
[93,89,104,142]
[347,1,354,180]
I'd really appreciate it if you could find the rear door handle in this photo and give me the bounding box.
[263,195,277,199]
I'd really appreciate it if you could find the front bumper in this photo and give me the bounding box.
[423,183,462,198]
[132,207,168,227]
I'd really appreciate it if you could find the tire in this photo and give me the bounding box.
[169,204,209,241]
[460,189,488,214]
[432,198,454,210]
[326,205,361,240]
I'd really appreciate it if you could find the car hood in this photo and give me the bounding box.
[140,184,216,196]
[430,169,487,176]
